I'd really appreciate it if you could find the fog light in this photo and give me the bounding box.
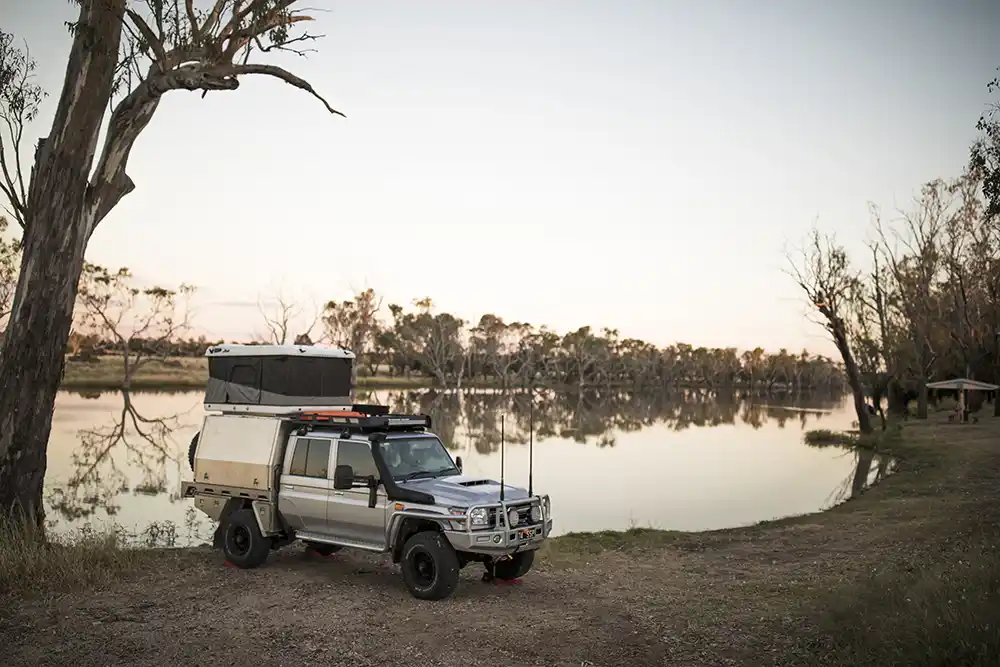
[507,507,520,527]
[530,504,542,523]
[492,535,501,544]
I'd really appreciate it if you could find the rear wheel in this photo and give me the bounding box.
[221,509,270,568]
[188,432,200,471]
[493,550,534,580]
[400,531,460,601]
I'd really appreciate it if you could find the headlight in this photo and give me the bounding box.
[530,504,542,523]
[507,507,520,527]
[469,507,489,527]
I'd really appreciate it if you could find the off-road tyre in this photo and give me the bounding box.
[304,542,342,557]
[400,531,461,601]
[221,509,270,569]
[493,550,534,580]
[188,432,200,471]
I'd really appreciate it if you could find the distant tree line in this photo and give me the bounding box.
[43,266,848,391]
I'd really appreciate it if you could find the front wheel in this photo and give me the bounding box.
[494,550,534,580]
[400,531,460,601]
[221,509,270,568]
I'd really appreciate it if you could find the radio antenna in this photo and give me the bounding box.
[528,396,534,496]
[499,414,506,502]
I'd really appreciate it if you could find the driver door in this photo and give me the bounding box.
[327,439,387,549]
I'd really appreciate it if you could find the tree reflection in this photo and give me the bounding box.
[355,388,844,453]
[816,446,894,507]
[47,390,189,520]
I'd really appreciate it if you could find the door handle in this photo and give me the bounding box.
[333,491,344,496]
[285,485,296,490]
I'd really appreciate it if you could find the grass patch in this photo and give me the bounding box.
[809,526,1000,667]
[804,424,903,449]
[544,527,681,559]
[59,355,491,390]
[0,518,156,599]
[804,428,858,447]
[62,356,208,390]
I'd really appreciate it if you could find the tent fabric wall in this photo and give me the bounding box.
[206,354,353,406]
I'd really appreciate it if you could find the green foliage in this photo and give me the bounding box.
[0,31,45,229]
[0,216,18,329]
[971,67,1000,222]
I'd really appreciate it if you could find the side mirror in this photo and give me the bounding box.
[455,456,463,473]
[333,464,355,490]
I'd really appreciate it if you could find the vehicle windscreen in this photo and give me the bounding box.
[377,436,459,481]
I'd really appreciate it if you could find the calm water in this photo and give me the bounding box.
[43,388,891,547]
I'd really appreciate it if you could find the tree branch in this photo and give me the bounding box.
[230,63,344,116]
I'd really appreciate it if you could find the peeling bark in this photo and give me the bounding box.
[0,0,126,528]
[1,0,341,528]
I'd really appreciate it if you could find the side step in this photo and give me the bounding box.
[296,531,386,554]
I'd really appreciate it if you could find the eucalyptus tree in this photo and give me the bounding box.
[0,0,342,528]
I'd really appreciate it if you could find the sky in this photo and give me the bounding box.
[2,0,999,355]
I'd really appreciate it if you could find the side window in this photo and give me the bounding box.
[289,438,332,478]
[304,439,331,478]
[229,363,258,387]
[289,438,309,476]
[336,440,378,479]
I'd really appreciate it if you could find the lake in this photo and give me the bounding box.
[43,388,891,547]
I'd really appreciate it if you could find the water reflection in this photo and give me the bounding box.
[360,388,842,454]
[47,390,192,521]
[816,441,895,509]
[43,388,884,544]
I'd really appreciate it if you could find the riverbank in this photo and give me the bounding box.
[2,414,998,666]
[60,356,456,390]
[60,355,845,394]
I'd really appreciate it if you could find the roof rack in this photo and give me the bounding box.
[284,405,432,434]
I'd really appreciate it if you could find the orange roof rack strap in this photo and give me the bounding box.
[297,410,366,422]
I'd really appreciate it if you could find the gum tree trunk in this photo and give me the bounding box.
[0,0,125,528]
[831,323,873,434]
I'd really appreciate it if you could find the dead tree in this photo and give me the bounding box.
[0,1,341,529]
[786,229,874,434]
[874,185,947,419]
[255,289,319,345]
[75,262,195,388]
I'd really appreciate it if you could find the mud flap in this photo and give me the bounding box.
[212,524,224,549]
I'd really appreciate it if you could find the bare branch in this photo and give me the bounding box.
[125,9,169,68]
[229,63,344,116]
[0,31,45,229]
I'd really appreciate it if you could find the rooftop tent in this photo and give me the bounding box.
[204,344,355,409]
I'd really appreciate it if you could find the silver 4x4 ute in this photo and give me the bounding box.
[183,407,553,600]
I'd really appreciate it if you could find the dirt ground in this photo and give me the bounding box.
[2,417,998,667]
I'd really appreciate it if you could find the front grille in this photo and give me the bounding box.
[503,502,538,527]
[476,502,540,530]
